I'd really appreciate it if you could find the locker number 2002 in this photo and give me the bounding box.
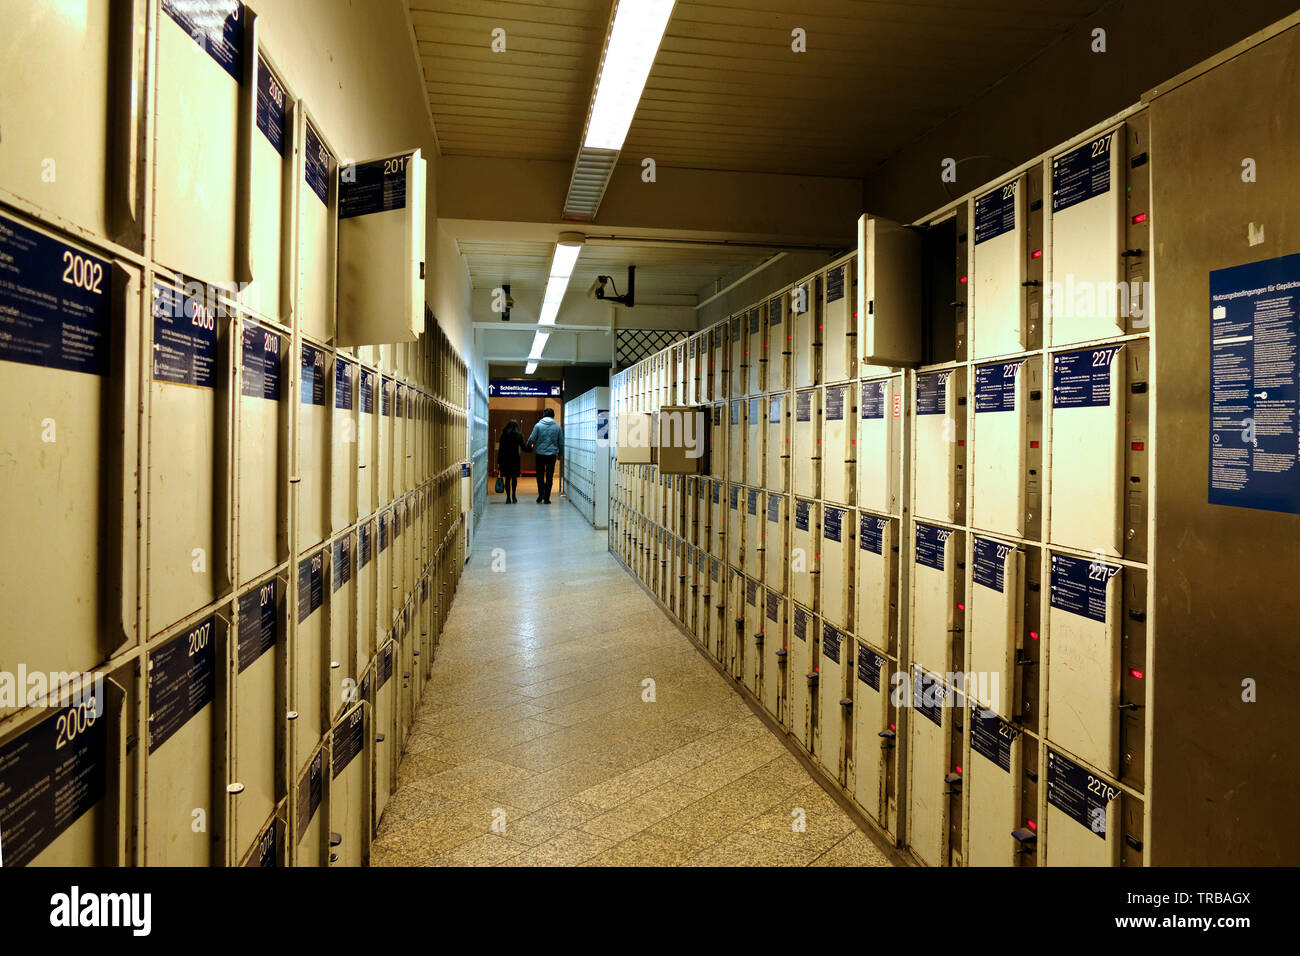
[62,251,105,294]
[55,697,99,750]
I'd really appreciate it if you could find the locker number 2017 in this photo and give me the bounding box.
[61,251,104,294]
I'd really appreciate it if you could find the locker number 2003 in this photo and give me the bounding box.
[55,697,99,750]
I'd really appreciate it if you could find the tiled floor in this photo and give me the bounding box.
[372,492,895,867]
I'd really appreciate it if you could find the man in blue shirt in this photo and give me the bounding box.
[526,409,564,504]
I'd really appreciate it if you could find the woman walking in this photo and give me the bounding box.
[497,419,525,503]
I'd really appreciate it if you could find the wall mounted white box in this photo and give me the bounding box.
[857,215,922,368]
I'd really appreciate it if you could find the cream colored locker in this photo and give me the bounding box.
[373,641,397,823]
[788,606,816,749]
[968,536,1022,719]
[793,388,821,498]
[675,342,686,405]
[378,377,394,505]
[792,276,820,388]
[376,508,394,632]
[243,52,290,319]
[709,479,727,558]
[822,384,854,505]
[329,358,358,534]
[1049,345,1125,555]
[820,505,852,631]
[145,614,221,866]
[709,402,726,477]
[1049,128,1125,346]
[763,493,788,592]
[357,368,377,518]
[712,322,729,399]
[971,359,1031,537]
[857,376,900,514]
[746,396,765,488]
[728,399,746,484]
[682,543,697,631]
[393,385,408,499]
[729,314,747,397]
[971,175,1027,359]
[822,262,853,383]
[294,546,328,771]
[912,524,961,676]
[907,666,951,868]
[767,292,790,392]
[819,622,850,783]
[766,393,789,492]
[293,745,324,867]
[1044,749,1121,866]
[855,512,895,654]
[913,368,964,523]
[298,118,336,342]
[852,643,891,825]
[328,532,355,720]
[237,321,283,583]
[297,342,329,551]
[0,215,138,697]
[233,577,283,862]
[147,281,227,635]
[744,488,764,580]
[791,499,819,611]
[328,704,368,867]
[686,335,700,405]
[966,712,1023,866]
[742,576,763,696]
[706,556,726,660]
[355,518,377,677]
[726,567,746,678]
[761,591,787,721]
[153,1,243,282]
[746,304,765,395]
[1047,553,1121,776]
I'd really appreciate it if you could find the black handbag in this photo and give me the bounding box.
[494,474,505,494]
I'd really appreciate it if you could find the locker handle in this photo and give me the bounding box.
[839,698,853,708]
[108,0,144,239]
[107,264,141,651]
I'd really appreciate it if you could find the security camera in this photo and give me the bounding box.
[500,283,513,321]
[587,276,607,301]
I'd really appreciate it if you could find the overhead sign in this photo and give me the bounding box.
[489,379,561,399]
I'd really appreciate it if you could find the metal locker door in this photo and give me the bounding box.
[378,377,394,506]
[237,321,284,583]
[298,118,336,342]
[727,485,744,570]
[680,542,693,627]
[357,368,376,517]
[972,359,1030,537]
[767,292,790,392]
[912,523,963,677]
[819,505,852,631]
[233,577,283,864]
[294,546,327,772]
[707,556,725,660]
[0,215,138,694]
[675,343,686,405]
[762,591,787,721]
[907,666,951,867]
[914,368,965,523]
[746,396,766,488]
[153,1,243,283]
[297,342,329,550]
[971,176,1027,359]
[147,281,229,636]
[822,384,853,505]
[328,704,368,866]
[792,276,820,389]
[373,641,396,823]
[146,613,222,866]
[332,358,358,533]
[1044,749,1121,866]
[764,493,788,592]
[393,385,407,498]
[712,323,728,399]
[329,533,355,721]
[742,577,763,695]
[708,403,726,478]
[966,712,1023,867]
[793,388,821,498]
[788,606,816,749]
[293,746,325,867]
[857,377,900,514]
[852,643,890,825]
[709,479,725,558]
[791,499,819,611]
[744,488,764,580]
[355,519,377,671]
[726,567,746,678]
[823,263,852,383]
[1049,345,1125,555]
[766,393,789,492]
[746,305,765,395]
[686,336,697,405]
[244,52,290,319]
[856,512,894,653]
[819,622,849,783]
[968,537,1022,719]
[729,314,746,397]
[694,546,709,644]
[728,399,746,482]
[1047,553,1121,776]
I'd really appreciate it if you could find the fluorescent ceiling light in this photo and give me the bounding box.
[583,0,675,151]
[528,330,550,360]
[525,361,539,375]
[538,235,584,326]
[551,241,582,280]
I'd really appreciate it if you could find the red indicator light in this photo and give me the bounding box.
[1130,668,1144,679]
[1029,630,1039,640]
[957,439,965,446]
[1031,249,1043,259]
[814,667,819,674]
[851,439,856,445]
[1030,440,1040,448]
[957,603,965,611]
[889,723,896,731]
[955,766,963,774]
[1132,213,1147,224]
[1027,819,1037,831]
[959,276,968,284]
[1131,441,1145,451]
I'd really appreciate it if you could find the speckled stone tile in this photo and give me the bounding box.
[811,830,896,867]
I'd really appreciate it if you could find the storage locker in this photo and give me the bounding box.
[244,50,291,319]
[357,368,377,517]
[965,711,1024,867]
[822,384,854,505]
[971,170,1046,359]
[1044,749,1121,866]
[967,536,1029,721]
[393,384,408,498]
[297,341,329,551]
[725,566,746,678]
[791,276,820,388]
[242,813,282,867]
[767,291,790,392]
[822,261,854,383]
[329,358,358,532]
[729,314,746,397]
[153,1,243,283]
[146,612,223,866]
[746,304,766,395]
[763,493,788,592]
[297,117,336,343]
[372,640,396,823]
[761,591,787,721]
[818,622,849,783]
[745,396,765,488]
[711,321,728,399]
[674,342,686,405]
[706,555,726,660]
[0,214,138,691]
[792,388,821,498]
[744,488,764,580]
[971,358,1043,538]
[727,485,744,570]
[857,376,902,514]
[237,320,284,582]
[856,216,923,369]
[147,280,229,635]
[328,532,355,720]
[328,703,368,867]
[686,334,701,405]
[742,576,763,696]
[709,478,726,558]
[788,605,817,751]
[907,666,952,867]
[356,520,377,675]
[791,499,819,611]
[727,399,745,483]
[819,505,853,632]
[852,643,893,826]
[378,377,394,505]
[683,543,698,632]
[377,507,394,637]
[293,546,328,772]
[766,393,789,492]
[293,745,325,867]
[708,403,726,478]
[232,576,284,863]
[911,524,964,676]
[913,367,966,523]
[855,512,897,654]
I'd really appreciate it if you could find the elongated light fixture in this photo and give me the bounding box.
[530,233,584,364]
[525,361,539,375]
[528,330,550,360]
